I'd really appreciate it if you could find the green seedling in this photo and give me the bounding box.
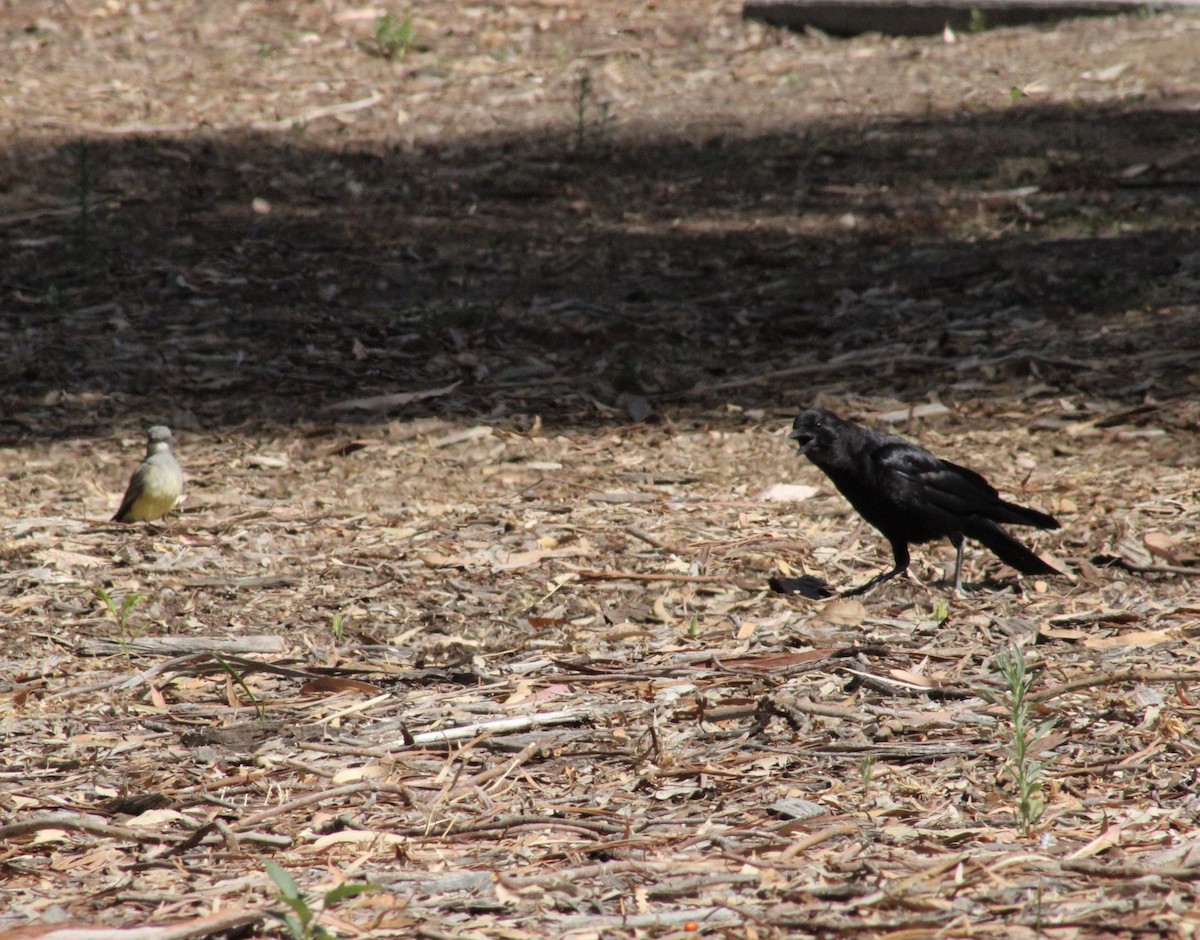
[360,12,414,60]
[97,587,145,651]
[860,755,877,796]
[981,644,1056,834]
[571,68,614,152]
[213,654,267,721]
[264,859,378,940]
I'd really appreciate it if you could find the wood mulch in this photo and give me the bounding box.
[2,1,1200,937]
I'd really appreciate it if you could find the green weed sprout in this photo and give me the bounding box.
[97,587,145,650]
[982,644,1056,834]
[360,12,414,60]
[264,859,378,940]
[213,654,267,721]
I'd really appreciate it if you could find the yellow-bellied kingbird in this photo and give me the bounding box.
[112,425,184,523]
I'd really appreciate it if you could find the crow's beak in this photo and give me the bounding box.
[788,427,812,446]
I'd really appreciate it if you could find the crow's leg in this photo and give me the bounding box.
[949,533,966,593]
[840,540,910,597]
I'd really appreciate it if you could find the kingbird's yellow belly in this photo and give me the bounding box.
[125,467,180,521]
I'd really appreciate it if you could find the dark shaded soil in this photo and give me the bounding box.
[3,3,1199,438]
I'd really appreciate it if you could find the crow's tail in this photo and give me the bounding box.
[990,498,1060,531]
[966,519,1059,575]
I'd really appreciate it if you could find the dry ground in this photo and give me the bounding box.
[2,0,1200,937]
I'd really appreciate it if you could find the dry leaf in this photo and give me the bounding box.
[877,403,951,423]
[246,453,288,469]
[819,598,867,626]
[32,829,71,845]
[767,798,827,820]
[431,425,493,448]
[324,438,380,457]
[35,548,107,569]
[1038,626,1088,643]
[1114,534,1153,569]
[300,677,383,696]
[1084,629,1176,651]
[1143,531,1180,564]
[1083,62,1130,82]
[303,830,408,852]
[126,808,185,828]
[527,616,569,629]
[481,545,586,571]
[757,483,820,502]
[888,668,937,689]
[332,764,386,785]
[503,681,572,707]
[419,551,463,568]
[720,649,837,671]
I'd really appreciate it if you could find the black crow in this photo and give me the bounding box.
[786,408,1060,595]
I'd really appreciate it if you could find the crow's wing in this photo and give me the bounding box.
[921,456,1057,528]
[875,444,1057,529]
[873,444,1000,517]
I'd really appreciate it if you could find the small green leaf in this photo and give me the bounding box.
[266,910,307,940]
[263,859,302,902]
[97,588,117,617]
[323,881,380,905]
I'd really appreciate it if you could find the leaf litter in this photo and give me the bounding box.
[2,0,1200,937]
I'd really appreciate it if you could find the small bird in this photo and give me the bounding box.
[785,408,1060,595]
[112,426,184,524]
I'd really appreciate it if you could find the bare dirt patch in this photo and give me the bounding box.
[2,1,1200,936]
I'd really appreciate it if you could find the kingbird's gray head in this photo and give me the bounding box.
[145,425,174,455]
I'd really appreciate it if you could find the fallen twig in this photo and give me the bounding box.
[626,527,678,551]
[576,570,730,584]
[1059,859,1200,880]
[0,813,174,844]
[73,635,287,659]
[393,813,627,839]
[779,823,862,861]
[0,908,269,940]
[399,709,590,747]
[235,781,415,831]
[1030,669,1200,704]
[469,741,543,787]
[251,91,385,130]
[549,907,742,930]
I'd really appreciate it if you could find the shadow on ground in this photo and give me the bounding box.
[3,99,1198,441]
